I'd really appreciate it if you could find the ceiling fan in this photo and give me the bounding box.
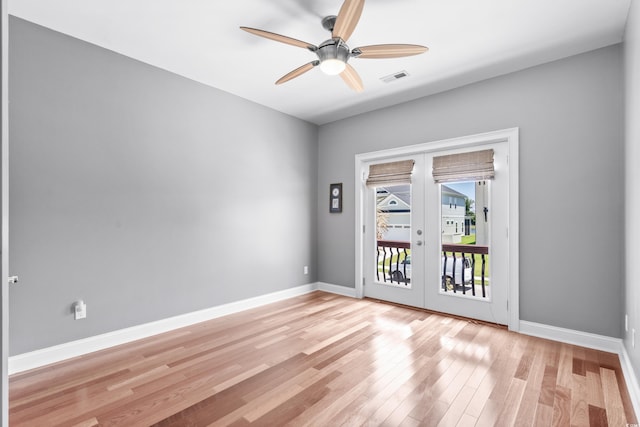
[240,0,428,92]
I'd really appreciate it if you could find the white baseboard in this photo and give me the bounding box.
[9,283,318,375]
[519,320,623,353]
[316,282,358,298]
[520,320,640,417]
[619,344,640,419]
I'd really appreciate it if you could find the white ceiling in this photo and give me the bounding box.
[9,0,632,125]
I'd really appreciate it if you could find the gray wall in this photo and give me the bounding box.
[9,17,318,355]
[318,45,624,338]
[625,0,640,380]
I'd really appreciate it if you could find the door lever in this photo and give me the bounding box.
[8,276,18,284]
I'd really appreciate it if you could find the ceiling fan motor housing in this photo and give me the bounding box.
[317,38,351,64]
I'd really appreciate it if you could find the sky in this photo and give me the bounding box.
[446,181,476,208]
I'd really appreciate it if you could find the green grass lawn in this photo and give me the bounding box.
[460,235,476,245]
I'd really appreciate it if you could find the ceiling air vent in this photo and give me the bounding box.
[381,70,410,83]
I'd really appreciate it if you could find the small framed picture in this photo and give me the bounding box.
[330,183,342,213]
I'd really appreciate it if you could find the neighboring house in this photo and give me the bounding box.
[376,185,411,242]
[376,184,471,244]
[441,185,467,244]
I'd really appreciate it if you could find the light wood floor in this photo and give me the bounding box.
[9,291,637,426]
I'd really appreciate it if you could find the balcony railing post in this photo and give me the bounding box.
[402,248,408,285]
[461,252,466,295]
[481,254,486,298]
[452,254,457,293]
[442,252,449,292]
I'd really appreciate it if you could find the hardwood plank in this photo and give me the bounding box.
[17,386,134,426]
[436,385,476,427]
[419,399,450,427]
[573,357,586,376]
[455,413,477,427]
[551,384,571,426]
[399,415,422,427]
[71,417,99,427]
[288,340,395,425]
[539,365,558,407]
[494,378,526,426]
[6,292,636,426]
[571,372,590,426]
[556,345,574,388]
[248,370,341,425]
[514,338,539,381]
[301,321,372,355]
[586,370,606,409]
[513,342,546,426]
[588,404,609,426]
[475,397,502,427]
[601,367,627,427]
[533,403,554,427]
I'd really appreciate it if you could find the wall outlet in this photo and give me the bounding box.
[74,300,87,320]
[304,266,309,275]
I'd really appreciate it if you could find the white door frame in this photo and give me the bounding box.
[354,128,520,331]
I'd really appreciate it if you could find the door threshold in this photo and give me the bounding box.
[363,297,508,330]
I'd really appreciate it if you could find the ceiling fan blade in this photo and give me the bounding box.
[332,0,365,41]
[276,61,320,85]
[340,64,364,92]
[353,44,429,59]
[240,27,317,51]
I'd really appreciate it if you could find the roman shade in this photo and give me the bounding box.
[432,149,494,183]
[366,159,415,187]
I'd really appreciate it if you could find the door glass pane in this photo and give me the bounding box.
[440,181,490,299]
[375,185,411,287]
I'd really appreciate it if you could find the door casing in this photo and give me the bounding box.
[354,128,520,331]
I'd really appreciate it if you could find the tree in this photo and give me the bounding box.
[376,198,389,240]
[465,197,476,224]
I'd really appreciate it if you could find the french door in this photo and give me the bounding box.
[362,140,511,325]
[363,154,425,308]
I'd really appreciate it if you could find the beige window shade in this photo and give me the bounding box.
[366,159,415,187]
[432,149,494,183]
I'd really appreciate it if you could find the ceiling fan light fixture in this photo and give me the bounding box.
[317,38,350,75]
[320,58,346,75]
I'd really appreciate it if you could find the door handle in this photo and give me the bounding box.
[416,240,423,246]
[8,276,18,284]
